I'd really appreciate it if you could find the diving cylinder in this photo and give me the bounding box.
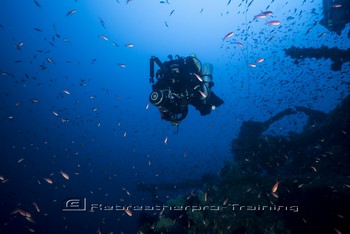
[199,63,213,100]
[200,63,213,84]
[189,54,202,73]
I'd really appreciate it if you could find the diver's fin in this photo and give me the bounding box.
[209,91,224,108]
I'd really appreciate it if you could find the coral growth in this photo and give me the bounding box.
[138,95,350,233]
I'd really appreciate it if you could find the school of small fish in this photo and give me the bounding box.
[0,0,348,233]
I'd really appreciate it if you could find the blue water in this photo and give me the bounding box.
[0,0,349,233]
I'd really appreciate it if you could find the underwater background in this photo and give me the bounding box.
[0,0,349,233]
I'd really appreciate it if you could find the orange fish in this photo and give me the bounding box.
[17,209,31,218]
[272,181,279,193]
[125,208,132,216]
[267,20,281,26]
[67,9,77,16]
[254,14,266,19]
[223,31,234,40]
[99,35,109,41]
[15,42,24,50]
[11,208,26,216]
[44,178,53,184]
[331,4,342,8]
[193,73,203,82]
[199,90,207,98]
[63,89,70,95]
[60,170,70,180]
[256,58,264,63]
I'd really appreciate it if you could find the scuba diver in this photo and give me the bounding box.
[149,54,224,126]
